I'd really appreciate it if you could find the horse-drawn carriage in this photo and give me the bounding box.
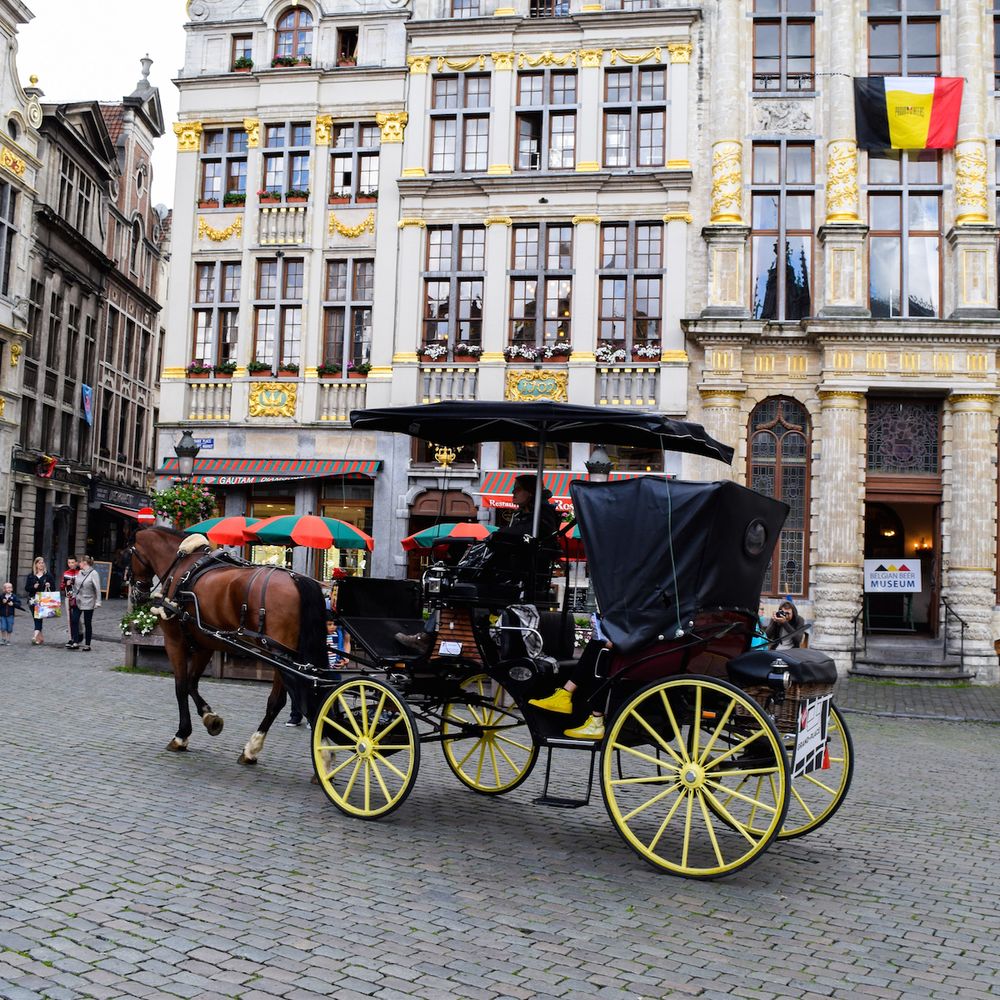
[129,402,852,879]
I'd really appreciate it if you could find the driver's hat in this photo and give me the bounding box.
[513,474,552,499]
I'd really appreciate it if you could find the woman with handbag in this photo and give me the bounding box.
[24,556,56,645]
[73,555,102,651]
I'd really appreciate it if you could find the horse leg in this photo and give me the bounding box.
[164,634,194,752]
[187,646,224,736]
[238,671,288,765]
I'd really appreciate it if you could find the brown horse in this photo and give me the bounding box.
[126,526,328,763]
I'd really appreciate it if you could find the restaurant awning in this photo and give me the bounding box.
[156,457,381,486]
[477,470,666,512]
[102,503,143,519]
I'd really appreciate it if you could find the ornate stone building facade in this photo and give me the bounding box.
[684,0,1000,682]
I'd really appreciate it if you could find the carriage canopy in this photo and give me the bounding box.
[571,477,789,655]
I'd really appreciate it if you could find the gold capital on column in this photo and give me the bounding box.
[710,140,743,224]
[667,42,692,64]
[173,121,202,151]
[818,389,865,407]
[824,140,860,223]
[407,55,430,74]
[949,392,997,409]
[315,115,333,146]
[955,139,989,225]
[491,51,516,71]
[243,118,260,148]
[700,387,745,406]
[578,49,604,68]
[376,111,408,143]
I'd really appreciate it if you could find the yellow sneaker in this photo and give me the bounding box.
[564,715,605,741]
[528,688,573,714]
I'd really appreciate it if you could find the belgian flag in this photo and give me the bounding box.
[854,77,963,151]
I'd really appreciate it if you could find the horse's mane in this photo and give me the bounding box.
[141,525,188,540]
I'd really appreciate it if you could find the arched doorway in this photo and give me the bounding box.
[406,489,478,579]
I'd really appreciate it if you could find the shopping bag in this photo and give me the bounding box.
[35,591,62,619]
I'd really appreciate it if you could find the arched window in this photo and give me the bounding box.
[274,6,313,61]
[749,396,810,597]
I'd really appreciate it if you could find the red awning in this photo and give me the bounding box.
[102,503,143,519]
[477,470,667,512]
[156,457,381,486]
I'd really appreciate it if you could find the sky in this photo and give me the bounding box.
[16,0,187,206]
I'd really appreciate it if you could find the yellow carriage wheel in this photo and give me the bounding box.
[601,676,789,879]
[442,674,538,795]
[311,678,419,819]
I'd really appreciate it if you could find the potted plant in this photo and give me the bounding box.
[257,188,281,203]
[541,343,573,363]
[277,361,300,377]
[357,187,378,203]
[419,343,450,362]
[186,360,213,378]
[337,55,357,67]
[285,188,310,203]
[346,361,371,379]
[247,360,273,376]
[503,343,540,363]
[295,55,312,67]
[271,55,297,68]
[596,342,628,365]
[317,360,343,378]
[223,191,247,207]
[213,360,237,378]
[329,191,350,205]
[631,341,661,362]
[453,343,483,362]
[198,196,220,209]
[120,602,159,638]
[232,55,253,72]
[151,483,216,529]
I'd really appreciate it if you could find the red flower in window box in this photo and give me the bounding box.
[257,189,281,203]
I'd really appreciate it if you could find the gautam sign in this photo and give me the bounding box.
[863,559,922,593]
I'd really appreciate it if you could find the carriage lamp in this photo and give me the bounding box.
[585,444,613,482]
[174,428,201,481]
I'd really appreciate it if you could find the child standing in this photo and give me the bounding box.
[0,582,22,644]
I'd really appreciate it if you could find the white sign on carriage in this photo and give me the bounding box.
[863,559,922,593]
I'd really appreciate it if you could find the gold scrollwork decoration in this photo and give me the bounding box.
[578,49,604,68]
[667,43,692,64]
[825,139,859,223]
[610,47,662,66]
[571,214,601,225]
[329,210,376,239]
[9,342,21,367]
[436,55,487,72]
[955,139,989,225]
[397,217,427,229]
[710,140,743,224]
[198,215,243,242]
[315,114,333,146]
[375,111,408,143]
[243,118,260,148]
[249,382,297,418]
[518,51,577,69]
[484,215,513,227]
[172,121,203,152]
[505,369,568,402]
[491,51,516,71]
[0,396,5,417]
[407,55,431,74]
[0,147,26,176]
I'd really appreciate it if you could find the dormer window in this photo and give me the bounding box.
[274,6,313,64]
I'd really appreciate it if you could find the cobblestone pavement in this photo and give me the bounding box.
[1,603,998,999]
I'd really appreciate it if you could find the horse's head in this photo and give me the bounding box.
[125,529,159,603]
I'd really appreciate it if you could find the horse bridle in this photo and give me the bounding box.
[124,544,157,603]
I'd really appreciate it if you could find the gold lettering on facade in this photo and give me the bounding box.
[967,352,988,375]
[832,350,853,371]
[711,349,734,373]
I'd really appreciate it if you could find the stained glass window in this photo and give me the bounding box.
[749,397,809,596]
[866,398,939,474]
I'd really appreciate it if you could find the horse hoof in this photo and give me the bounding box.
[237,753,257,765]
[310,773,319,785]
[203,713,224,736]
[166,739,188,752]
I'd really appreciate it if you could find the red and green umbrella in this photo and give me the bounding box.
[557,520,585,560]
[246,513,374,550]
[401,522,497,552]
[184,516,260,546]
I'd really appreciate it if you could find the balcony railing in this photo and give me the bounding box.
[258,204,308,245]
[597,365,659,408]
[186,379,233,421]
[318,378,367,421]
[420,365,479,403]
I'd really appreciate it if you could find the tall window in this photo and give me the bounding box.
[598,222,663,348]
[602,65,666,168]
[263,122,311,196]
[200,126,248,202]
[452,0,480,15]
[192,261,241,366]
[253,257,304,367]
[867,398,939,474]
[323,258,373,370]
[752,1,815,92]
[868,151,941,318]
[274,6,313,61]
[231,34,252,69]
[516,71,577,171]
[868,1,940,76]
[430,75,490,173]
[994,12,1000,91]
[330,122,380,201]
[749,397,809,597]
[509,223,573,347]
[751,141,814,321]
[0,181,17,297]
[422,226,485,354]
[57,153,94,233]
[47,290,63,369]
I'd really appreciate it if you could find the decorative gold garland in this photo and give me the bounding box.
[328,210,376,239]
[437,55,487,72]
[610,47,662,65]
[519,50,577,68]
[197,215,243,242]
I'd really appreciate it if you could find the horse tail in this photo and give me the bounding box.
[292,573,329,673]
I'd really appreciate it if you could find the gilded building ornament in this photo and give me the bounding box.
[329,210,376,239]
[578,49,604,68]
[571,214,601,225]
[667,43,692,64]
[407,55,431,74]
[824,140,859,223]
[487,163,513,175]
[376,111,408,143]
[172,121,203,152]
[505,369,568,402]
[401,166,427,177]
[0,396,5,417]
[519,51,578,69]
[662,211,693,223]
[660,350,688,363]
[0,147,25,177]
[575,162,600,172]
[397,217,427,229]
[243,118,260,148]
[610,47,662,66]
[491,51,516,71]
[249,382,297,418]
[484,215,513,227]
[954,139,989,225]
[710,140,743,224]
[197,215,243,242]
[9,342,21,366]
[437,55,487,72]
[314,115,333,146]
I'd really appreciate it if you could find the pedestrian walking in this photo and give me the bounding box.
[73,555,102,651]
[0,582,22,644]
[61,556,81,649]
[24,556,56,645]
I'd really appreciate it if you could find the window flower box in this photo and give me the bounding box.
[420,343,450,362]
[454,344,483,362]
[329,194,350,205]
[198,198,219,210]
[357,190,378,203]
[247,361,273,376]
[186,362,213,378]
[285,189,309,203]
[277,363,300,378]
[257,189,281,204]
[223,191,246,207]
[213,361,237,378]
[337,57,357,68]
[346,362,371,379]
[596,343,628,365]
[318,362,343,378]
[232,56,253,72]
[631,342,661,362]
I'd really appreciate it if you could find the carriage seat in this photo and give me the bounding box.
[726,646,837,688]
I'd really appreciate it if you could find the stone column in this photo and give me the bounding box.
[575,49,603,174]
[666,43,692,169]
[402,57,430,178]
[478,215,511,400]
[569,215,600,404]
[390,217,425,407]
[945,393,999,683]
[488,52,515,176]
[810,390,866,672]
[696,387,745,483]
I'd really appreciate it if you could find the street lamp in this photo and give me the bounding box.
[585,443,613,482]
[174,429,201,481]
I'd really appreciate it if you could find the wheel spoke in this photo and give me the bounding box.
[703,777,779,815]
[372,713,403,744]
[494,733,533,753]
[609,773,675,787]
[702,728,767,770]
[658,693,691,764]
[359,685,370,736]
[488,742,501,786]
[371,750,408,781]
[690,686,702,760]
[369,757,393,804]
[696,792,725,869]
[620,782,682,823]
[320,715,359,743]
[789,782,818,821]
[368,691,387,738]
[454,740,481,770]
[609,740,678,771]
[363,760,371,812]
[645,784,687,853]
[680,791,694,868]
[493,741,521,773]
[342,758,363,799]
[322,754,357,781]
[700,787,759,846]
[801,772,838,796]
[336,693,363,737]
[697,698,738,764]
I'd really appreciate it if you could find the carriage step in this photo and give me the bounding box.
[532,743,598,809]
[533,793,592,809]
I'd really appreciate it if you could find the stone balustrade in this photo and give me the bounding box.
[258,205,308,246]
[597,365,659,408]
[419,365,479,403]
[317,378,367,421]
[185,379,233,421]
